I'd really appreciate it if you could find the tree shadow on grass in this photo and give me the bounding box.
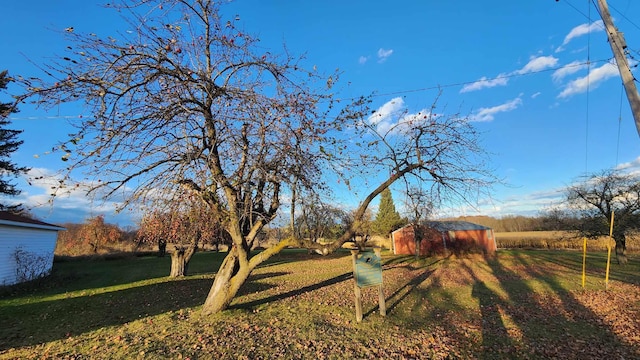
[0,252,227,300]
[470,279,515,358]
[234,254,445,319]
[355,256,446,322]
[470,253,640,359]
[382,266,435,317]
[232,272,353,310]
[369,252,639,357]
[0,277,214,351]
[229,251,354,310]
[383,255,418,267]
[0,270,292,351]
[234,271,291,298]
[516,250,640,285]
[249,271,292,281]
[0,249,355,351]
[376,255,450,317]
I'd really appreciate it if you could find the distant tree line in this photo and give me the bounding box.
[55,210,231,261]
[55,215,136,256]
[451,212,581,233]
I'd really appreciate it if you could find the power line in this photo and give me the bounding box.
[589,1,632,64]
[8,115,86,120]
[563,0,595,21]
[608,0,640,32]
[606,0,640,63]
[565,0,640,61]
[322,58,610,103]
[8,58,614,121]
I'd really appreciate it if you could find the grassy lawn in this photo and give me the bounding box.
[0,249,638,359]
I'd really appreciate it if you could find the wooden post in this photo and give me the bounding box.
[350,249,363,322]
[414,225,421,260]
[374,247,386,317]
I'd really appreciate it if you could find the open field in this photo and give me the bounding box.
[1,249,639,359]
[495,231,640,252]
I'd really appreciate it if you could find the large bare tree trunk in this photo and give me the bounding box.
[201,238,291,315]
[200,155,482,315]
[615,236,628,265]
[201,248,251,315]
[169,244,197,277]
[414,225,423,260]
[158,239,167,257]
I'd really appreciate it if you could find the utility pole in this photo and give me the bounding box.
[596,0,640,137]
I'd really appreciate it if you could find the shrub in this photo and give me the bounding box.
[13,247,52,283]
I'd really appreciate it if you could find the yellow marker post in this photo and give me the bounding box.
[605,211,615,290]
[582,237,587,288]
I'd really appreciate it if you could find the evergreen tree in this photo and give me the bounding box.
[372,187,404,236]
[0,70,29,211]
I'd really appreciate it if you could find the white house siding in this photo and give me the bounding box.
[0,225,58,286]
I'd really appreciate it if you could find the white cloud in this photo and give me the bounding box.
[377,48,393,63]
[1,167,138,226]
[531,92,541,99]
[460,74,509,93]
[460,55,558,94]
[367,97,434,135]
[471,97,523,122]
[439,187,565,218]
[358,56,369,65]
[516,55,559,75]
[24,168,86,198]
[556,20,604,52]
[395,109,433,133]
[368,97,405,133]
[552,60,588,82]
[616,156,640,171]
[557,61,618,98]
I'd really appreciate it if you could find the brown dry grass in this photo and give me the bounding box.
[495,231,640,252]
[2,250,639,359]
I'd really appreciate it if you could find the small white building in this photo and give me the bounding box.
[0,211,65,285]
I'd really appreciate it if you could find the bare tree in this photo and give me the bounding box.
[138,193,225,276]
[567,170,640,265]
[402,186,435,225]
[79,215,122,253]
[401,186,435,258]
[293,95,495,256]
[22,1,494,314]
[55,217,124,256]
[138,211,170,257]
[295,195,349,244]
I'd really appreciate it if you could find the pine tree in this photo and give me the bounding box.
[0,70,29,211]
[372,187,404,236]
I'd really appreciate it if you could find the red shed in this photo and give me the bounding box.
[392,221,496,255]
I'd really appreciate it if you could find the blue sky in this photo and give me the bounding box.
[2,0,640,226]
